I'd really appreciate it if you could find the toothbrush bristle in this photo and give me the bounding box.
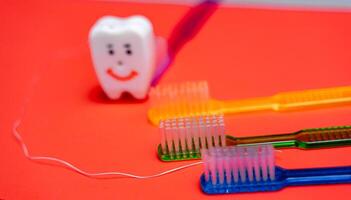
[201,145,276,191]
[149,81,213,125]
[158,114,226,160]
[201,145,275,185]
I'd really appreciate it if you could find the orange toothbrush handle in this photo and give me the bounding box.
[216,97,274,113]
[220,86,351,114]
[273,85,351,110]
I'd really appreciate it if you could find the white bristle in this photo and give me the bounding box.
[206,118,213,147]
[184,118,193,151]
[238,147,246,183]
[199,117,207,148]
[178,118,187,152]
[171,119,180,154]
[163,119,172,155]
[160,120,167,153]
[209,155,217,185]
[202,149,210,182]
[217,154,225,184]
[223,150,231,184]
[191,117,201,151]
[245,148,254,182]
[231,149,239,183]
[267,145,276,181]
[218,115,226,147]
[201,145,275,185]
[211,115,219,147]
[249,146,261,182]
[260,145,269,181]
[159,114,226,155]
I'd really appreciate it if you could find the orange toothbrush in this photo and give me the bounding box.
[148,81,351,125]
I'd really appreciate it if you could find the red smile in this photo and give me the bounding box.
[107,68,138,81]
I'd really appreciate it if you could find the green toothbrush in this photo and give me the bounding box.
[158,115,351,161]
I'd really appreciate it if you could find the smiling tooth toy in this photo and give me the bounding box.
[89,15,155,99]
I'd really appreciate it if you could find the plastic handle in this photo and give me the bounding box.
[167,0,220,57]
[295,126,351,148]
[273,86,351,111]
[225,126,351,149]
[285,166,351,186]
[220,86,351,114]
[226,134,297,148]
[220,97,275,114]
[152,0,220,85]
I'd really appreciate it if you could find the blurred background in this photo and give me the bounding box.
[1,1,351,199]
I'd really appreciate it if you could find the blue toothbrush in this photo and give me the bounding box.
[200,145,351,194]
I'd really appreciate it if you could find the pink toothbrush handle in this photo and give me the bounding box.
[151,0,221,86]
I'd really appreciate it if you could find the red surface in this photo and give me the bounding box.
[1,1,351,199]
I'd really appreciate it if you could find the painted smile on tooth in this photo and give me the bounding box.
[106,68,138,81]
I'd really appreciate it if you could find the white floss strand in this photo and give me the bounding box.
[13,120,203,179]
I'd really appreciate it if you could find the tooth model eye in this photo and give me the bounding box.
[107,43,114,55]
[108,49,114,55]
[126,49,132,55]
[124,43,132,55]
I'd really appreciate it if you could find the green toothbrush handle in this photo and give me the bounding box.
[226,133,298,148]
[294,126,351,148]
[226,126,351,149]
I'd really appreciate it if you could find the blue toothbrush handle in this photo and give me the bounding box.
[284,166,351,186]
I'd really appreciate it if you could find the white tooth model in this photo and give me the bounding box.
[89,15,155,99]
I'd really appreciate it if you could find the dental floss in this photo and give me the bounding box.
[13,120,203,179]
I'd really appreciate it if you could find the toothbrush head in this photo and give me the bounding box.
[149,81,220,125]
[158,114,226,161]
[200,145,284,194]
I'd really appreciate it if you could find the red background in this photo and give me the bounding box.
[1,1,351,199]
